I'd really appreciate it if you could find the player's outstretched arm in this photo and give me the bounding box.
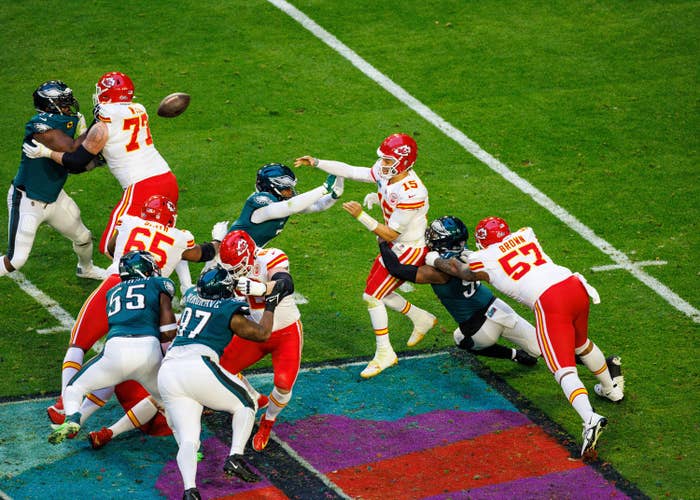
[379,240,449,285]
[294,156,374,183]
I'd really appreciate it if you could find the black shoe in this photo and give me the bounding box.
[183,488,201,500]
[606,355,624,391]
[513,349,538,366]
[224,454,260,482]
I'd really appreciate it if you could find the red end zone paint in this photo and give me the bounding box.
[329,424,581,499]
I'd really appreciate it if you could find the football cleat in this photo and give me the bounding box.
[88,427,113,450]
[581,413,607,457]
[76,264,108,280]
[48,421,81,445]
[223,454,260,482]
[513,350,538,366]
[257,393,269,411]
[594,383,624,402]
[47,396,65,425]
[183,487,202,500]
[252,415,274,451]
[407,312,437,347]
[360,348,398,378]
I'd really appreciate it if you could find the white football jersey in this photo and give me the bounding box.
[96,102,170,188]
[370,166,429,247]
[467,227,572,308]
[234,247,299,330]
[107,214,195,277]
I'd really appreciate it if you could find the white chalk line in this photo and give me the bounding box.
[268,0,699,324]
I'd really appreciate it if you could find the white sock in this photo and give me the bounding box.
[61,347,85,394]
[111,397,159,437]
[556,368,594,422]
[265,387,291,421]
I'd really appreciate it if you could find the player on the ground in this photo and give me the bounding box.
[46,195,218,426]
[380,215,540,364]
[158,264,293,499]
[22,71,192,290]
[213,162,343,248]
[295,133,437,378]
[2,80,106,280]
[48,251,177,445]
[217,230,301,452]
[432,216,624,457]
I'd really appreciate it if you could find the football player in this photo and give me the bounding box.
[217,230,301,452]
[48,251,178,445]
[295,133,438,378]
[431,216,625,457]
[22,71,193,291]
[379,215,541,364]
[212,163,344,248]
[158,264,292,498]
[46,195,219,430]
[1,80,106,280]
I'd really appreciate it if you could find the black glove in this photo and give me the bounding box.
[264,272,294,312]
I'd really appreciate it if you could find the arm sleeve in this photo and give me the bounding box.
[379,241,418,283]
[300,193,337,214]
[62,145,96,173]
[251,186,327,223]
[316,160,374,183]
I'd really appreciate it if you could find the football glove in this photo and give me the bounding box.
[264,274,294,312]
[330,176,344,199]
[425,251,440,268]
[22,139,53,159]
[363,192,379,210]
[237,277,267,296]
[211,221,230,242]
[322,175,337,195]
[76,112,87,136]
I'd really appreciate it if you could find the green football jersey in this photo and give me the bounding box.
[431,278,495,324]
[171,288,250,356]
[14,112,79,203]
[229,191,289,247]
[105,276,176,340]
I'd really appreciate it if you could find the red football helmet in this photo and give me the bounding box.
[141,195,177,227]
[94,71,135,104]
[474,216,511,249]
[375,133,418,180]
[219,230,256,279]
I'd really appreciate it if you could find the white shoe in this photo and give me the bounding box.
[360,349,398,379]
[76,264,108,280]
[407,311,437,347]
[594,383,624,402]
[581,413,607,457]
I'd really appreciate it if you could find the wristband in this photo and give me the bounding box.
[425,251,440,267]
[159,323,177,332]
[312,157,319,167]
[356,211,379,231]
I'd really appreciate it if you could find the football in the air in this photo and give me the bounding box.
[157,92,190,118]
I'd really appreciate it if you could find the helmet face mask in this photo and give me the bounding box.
[93,71,135,105]
[255,163,297,200]
[197,264,235,300]
[141,195,177,227]
[425,216,468,258]
[376,133,417,180]
[119,250,160,280]
[33,80,80,116]
[219,230,256,279]
[474,216,511,249]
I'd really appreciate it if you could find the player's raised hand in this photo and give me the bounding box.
[342,201,362,217]
[211,221,230,241]
[237,277,267,296]
[294,155,317,168]
[363,192,379,209]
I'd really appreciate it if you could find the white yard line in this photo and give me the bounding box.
[8,272,74,332]
[268,0,699,324]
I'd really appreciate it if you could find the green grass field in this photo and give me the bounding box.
[0,1,698,498]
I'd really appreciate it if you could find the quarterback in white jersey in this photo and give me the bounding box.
[218,230,303,452]
[295,133,437,379]
[432,216,624,458]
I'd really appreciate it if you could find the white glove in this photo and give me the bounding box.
[211,220,230,241]
[363,192,379,210]
[237,277,267,296]
[425,251,440,267]
[76,112,87,136]
[23,139,53,159]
